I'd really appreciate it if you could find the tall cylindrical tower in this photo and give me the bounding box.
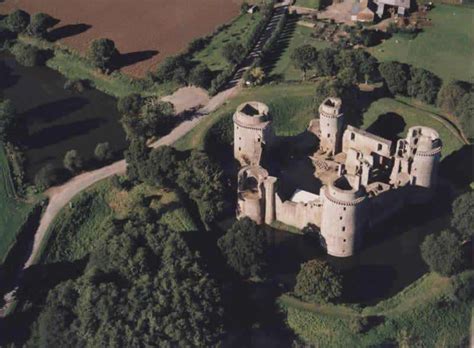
[319,97,344,156]
[407,126,442,189]
[320,176,368,257]
[233,102,273,166]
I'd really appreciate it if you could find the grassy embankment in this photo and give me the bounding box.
[174,83,465,157]
[0,146,36,264]
[369,4,474,83]
[295,0,320,8]
[280,272,471,346]
[270,25,330,81]
[38,178,197,264]
[17,35,177,98]
[192,12,263,74]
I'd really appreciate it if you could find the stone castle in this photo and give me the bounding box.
[233,98,442,257]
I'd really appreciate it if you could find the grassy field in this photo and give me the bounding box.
[174,83,316,150]
[270,25,330,81]
[369,5,474,83]
[295,0,320,8]
[40,178,197,264]
[0,146,35,263]
[192,13,263,73]
[18,36,178,98]
[361,97,465,158]
[281,272,471,346]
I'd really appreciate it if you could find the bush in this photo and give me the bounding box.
[217,218,267,277]
[222,41,245,65]
[27,12,57,38]
[188,64,213,89]
[349,317,369,334]
[34,163,64,190]
[63,149,83,173]
[94,142,113,163]
[437,80,469,114]
[420,230,464,276]
[88,38,118,72]
[10,43,48,67]
[294,259,342,303]
[5,9,30,34]
[154,54,192,84]
[451,270,474,302]
[379,61,409,95]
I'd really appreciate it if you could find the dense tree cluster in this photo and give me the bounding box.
[294,259,342,303]
[153,55,213,89]
[125,143,227,225]
[118,94,175,140]
[10,42,48,67]
[217,217,267,277]
[27,217,224,347]
[450,190,473,241]
[0,99,17,143]
[291,46,378,84]
[454,92,474,141]
[420,229,465,276]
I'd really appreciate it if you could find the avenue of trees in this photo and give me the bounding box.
[26,215,224,347]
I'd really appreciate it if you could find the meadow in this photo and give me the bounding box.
[369,4,474,83]
[39,178,197,264]
[0,146,35,263]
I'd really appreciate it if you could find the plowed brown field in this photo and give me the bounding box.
[1,0,242,77]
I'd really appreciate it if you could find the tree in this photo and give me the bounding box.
[420,230,464,276]
[437,80,469,114]
[6,9,30,33]
[354,50,378,84]
[379,61,409,95]
[451,191,474,241]
[154,55,192,83]
[117,93,143,116]
[0,99,17,143]
[454,92,474,141]
[88,38,118,72]
[188,64,213,89]
[315,48,337,77]
[146,145,180,186]
[27,13,57,38]
[222,41,245,65]
[34,163,63,190]
[94,142,113,163]
[63,149,83,173]
[217,218,267,277]
[337,67,357,86]
[124,138,150,182]
[291,44,318,80]
[407,68,442,104]
[294,259,342,303]
[10,43,47,67]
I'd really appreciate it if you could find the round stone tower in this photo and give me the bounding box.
[320,176,368,257]
[407,126,442,189]
[233,102,273,166]
[237,165,269,224]
[319,97,344,156]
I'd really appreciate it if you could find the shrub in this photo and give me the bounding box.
[451,270,474,302]
[10,43,48,67]
[88,38,118,72]
[188,64,213,89]
[94,142,113,163]
[420,230,464,276]
[379,61,409,95]
[294,259,342,303]
[217,218,267,277]
[27,12,57,38]
[63,149,83,173]
[5,9,30,33]
[349,317,369,334]
[222,41,245,65]
[34,163,64,190]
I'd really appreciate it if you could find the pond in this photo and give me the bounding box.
[0,53,126,182]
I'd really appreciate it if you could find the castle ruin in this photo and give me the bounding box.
[234,98,442,257]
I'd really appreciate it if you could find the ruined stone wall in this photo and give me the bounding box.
[342,126,392,158]
[275,195,322,230]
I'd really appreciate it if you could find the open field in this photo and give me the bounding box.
[1,0,242,77]
[295,0,320,8]
[361,97,465,158]
[174,83,316,150]
[0,146,34,263]
[369,5,474,83]
[281,272,471,346]
[193,13,263,73]
[40,178,197,264]
[270,25,330,81]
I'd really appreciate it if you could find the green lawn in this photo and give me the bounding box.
[0,146,35,263]
[174,83,316,150]
[281,272,471,347]
[369,5,474,83]
[192,13,263,73]
[361,97,464,158]
[296,0,320,8]
[40,178,197,264]
[271,25,330,81]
